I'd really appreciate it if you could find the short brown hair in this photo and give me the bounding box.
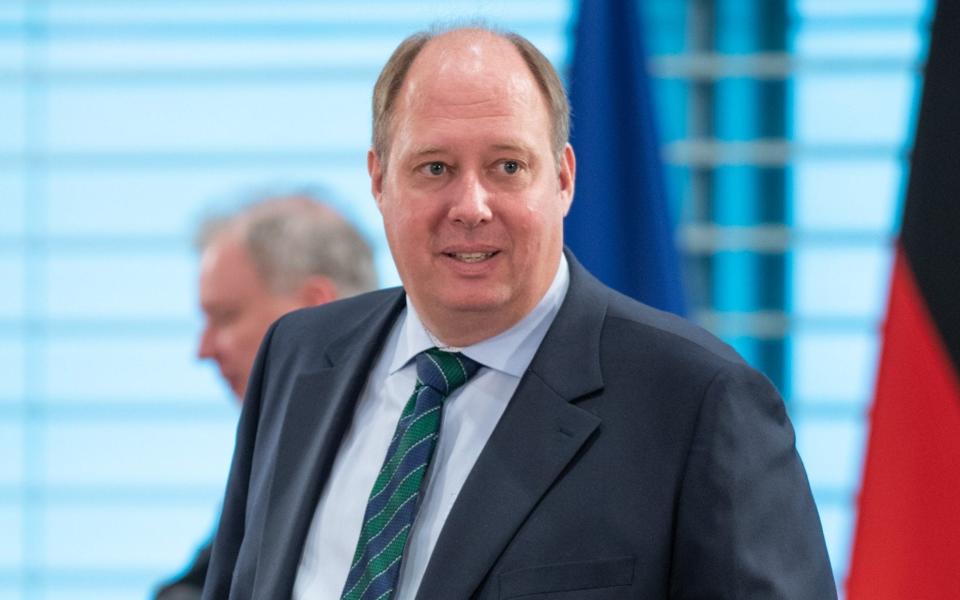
[371,26,570,166]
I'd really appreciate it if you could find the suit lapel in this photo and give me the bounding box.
[417,252,610,599]
[253,291,406,596]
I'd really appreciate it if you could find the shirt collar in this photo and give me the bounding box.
[389,254,570,378]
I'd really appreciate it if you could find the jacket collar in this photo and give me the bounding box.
[416,248,609,599]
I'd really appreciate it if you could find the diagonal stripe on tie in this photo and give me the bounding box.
[341,348,481,600]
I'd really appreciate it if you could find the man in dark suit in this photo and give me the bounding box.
[203,27,836,599]
[153,194,376,600]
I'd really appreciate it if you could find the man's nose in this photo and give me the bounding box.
[197,325,215,360]
[448,173,493,228]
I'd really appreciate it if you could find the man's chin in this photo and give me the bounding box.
[226,378,245,401]
[437,293,508,315]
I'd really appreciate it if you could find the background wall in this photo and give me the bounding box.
[0,1,931,597]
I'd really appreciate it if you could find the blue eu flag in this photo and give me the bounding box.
[564,0,686,315]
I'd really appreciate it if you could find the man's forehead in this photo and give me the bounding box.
[402,30,536,100]
[427,30,520,72]
[200,230,244,270]
[392,35,544,131]
[200,233,260,290]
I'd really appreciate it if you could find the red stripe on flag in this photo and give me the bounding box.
[847,248,960,598]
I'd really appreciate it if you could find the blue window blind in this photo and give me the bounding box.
[788,1,931,589]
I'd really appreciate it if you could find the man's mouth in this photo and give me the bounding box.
[445,251,499,263]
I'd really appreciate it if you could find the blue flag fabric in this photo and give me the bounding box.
[564,0,686,315]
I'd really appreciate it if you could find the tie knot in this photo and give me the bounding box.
[416,348,481,396]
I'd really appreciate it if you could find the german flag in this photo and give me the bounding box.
[846,3,960,598]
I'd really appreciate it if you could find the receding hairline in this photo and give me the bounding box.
[372,25,570,167]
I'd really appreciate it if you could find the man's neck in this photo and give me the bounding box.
[419,306,533,349]
[411,253,569,348]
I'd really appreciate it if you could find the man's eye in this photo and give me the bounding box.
[427,162,445,176]
[501,160,520,175]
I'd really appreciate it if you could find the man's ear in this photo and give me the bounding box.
[559,143,576,216]
[297,275,339,307]
[368,149,384,208]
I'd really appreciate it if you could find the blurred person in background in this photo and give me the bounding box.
[153,192,377,600]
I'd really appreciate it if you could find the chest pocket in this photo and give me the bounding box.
[499,556,635,599]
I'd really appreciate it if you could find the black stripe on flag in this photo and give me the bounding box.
[900,0,960,376]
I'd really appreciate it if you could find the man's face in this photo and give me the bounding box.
[197,233,303,400]
[369,32,575,345]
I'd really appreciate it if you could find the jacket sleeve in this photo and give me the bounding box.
[670,362,838,599]
[201,320,279,599]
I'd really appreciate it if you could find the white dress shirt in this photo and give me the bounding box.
[293,255,570,600]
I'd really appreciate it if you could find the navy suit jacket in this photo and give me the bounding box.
[203,252,836,599]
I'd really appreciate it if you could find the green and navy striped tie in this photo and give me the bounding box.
[340,347,481,600]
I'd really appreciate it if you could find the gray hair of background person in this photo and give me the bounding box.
[196,194,377,298]
[371,24,570,165]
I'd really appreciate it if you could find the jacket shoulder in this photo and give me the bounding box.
[603,289,745,371]
[276,287,401,330]
[267,287,404,357]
